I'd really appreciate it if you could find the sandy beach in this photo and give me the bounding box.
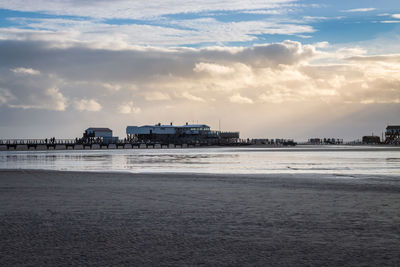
[1,169,399,266]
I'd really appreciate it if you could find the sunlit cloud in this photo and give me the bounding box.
[0,0,297,19]
[230,94,254,104]
[342,8,376,13]
[118,101,141,114]
[0,17,315,47]
[194,62,234,75]
[181,92,206,102]
[73,99,102,112]
[11,67,40,75]
[380,21,400,24]
[144,91,171,101]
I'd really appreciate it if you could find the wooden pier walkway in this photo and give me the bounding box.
[0,139,248,151]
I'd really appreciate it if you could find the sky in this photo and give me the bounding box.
[0,0,400,140]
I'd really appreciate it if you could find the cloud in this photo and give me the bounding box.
[360,98,400,104]
[194,62,234,75]
[181,92,205,102]
[342,8,376,13]
[0,39,399,139]
[144,91,171,101]
[242,9,283,15]
[5,87,68,111]
[11,67,41,75]
[336,47,367,58]
[345,54,400,62]
[46,88,68,111]
[392,14,400,19]
[102,83,121,91]
[0,1,314,48]
[302,16,328,22]
[229,94,254,104]
[0,16,314,47]
[380,21,400,24]
[0,0,297,19]
[0,65,69,111]
[2,39,397,110]
[118,101,141,114]
[0,88,16,105]
[73,99,102,112]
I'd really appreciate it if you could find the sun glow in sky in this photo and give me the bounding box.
[0,0,399,140]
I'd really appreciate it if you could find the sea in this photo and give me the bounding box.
[1,145,399,176]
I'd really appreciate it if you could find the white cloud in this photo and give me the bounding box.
[11,67,40,75]
[314,41,330,48]
[342,8,376,13]
[345,54,400,62]
[0,0,297,19]
[392,14,400,19]
[73,99,102,112]
[381,20,400,24]
[181,92,205,102]
[144,91,171,101]
[259,93,285,103]
[46,88,68,111]
[194,62,234,75]
[118,101,141,114]
[242,9,282,15]
[302,16,328,22]
[0,17,315,48]
[102,83,121,91]
[6,87,68,111]
[229,94,254,104]
[336,47,367,58]
[296,35,312,39]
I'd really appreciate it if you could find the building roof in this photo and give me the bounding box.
[130,124,210,129]
[182,124,210,128]
[386,125,400,129]
[86,127,112,132]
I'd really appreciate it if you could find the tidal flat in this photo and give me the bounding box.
[1,169,399,266]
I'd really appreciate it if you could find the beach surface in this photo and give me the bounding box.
[1,169,399,266]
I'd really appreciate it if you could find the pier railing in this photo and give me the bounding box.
[0,138,251,150]
[0,139,76,145]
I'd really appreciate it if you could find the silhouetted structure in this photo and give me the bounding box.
[83,127,118,144]
[362,136,380,144]
[126,123,240,145]
[307,138,343,145]
[385,125,400,145]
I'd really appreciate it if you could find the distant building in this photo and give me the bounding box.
[386,125,400,136]
[83,128,118,144]
[385,125,400,145]
[307,138,343,145]
[362,136,380,144]
[308,138,322,144]
[84,128,113,138]
[126,123,239,144]
[251,139,268,145]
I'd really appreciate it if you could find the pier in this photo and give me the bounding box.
[0,139,249,151]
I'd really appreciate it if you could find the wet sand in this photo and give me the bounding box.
[1,170,399,266]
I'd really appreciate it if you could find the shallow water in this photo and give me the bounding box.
[1,146,399,176]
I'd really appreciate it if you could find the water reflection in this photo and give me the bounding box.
[0,147,399,176]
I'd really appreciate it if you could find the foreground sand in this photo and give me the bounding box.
[1,170,399,266]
